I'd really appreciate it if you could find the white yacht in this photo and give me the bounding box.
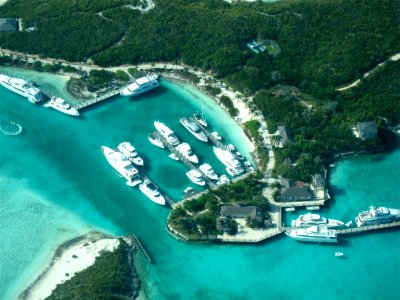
[193,112,207,127]
[175,143,198,163]
[285,226,338,243]
[168,153,179,161]
[44,97,79,116]
[356,206,400,227]
[120,75,159,96]
[211,131,222,141]
[179,117,208,143]
[186,169,205,186]
[306,206,320,211]
[148,132,164,148]
[154,121,180,146]
[101,146,142,187]
[117,142,144,166]
[216,174,230,185]
[291,214,344,228]
[213,146,244,176]
[138,180,165,205]
[0,74,43,103]
[199,163,218,180]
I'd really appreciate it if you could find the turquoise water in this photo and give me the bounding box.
[0,69,399,300]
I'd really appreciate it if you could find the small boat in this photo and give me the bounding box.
[345,221,352,227]
[335,252,344,257]
[306,206,320,211]
[117,142,144,166]
[138,179,165,205]
[183,187,201,198]
[235,152,245,161]
[211,131,222,140]
[148,132,164,148]
[193,112,207,127]
[186,169,206,186]
[199,163,218,180]
[168,153,179,161]
[216,174,230,185]
[285,207,296,212]
[244,161,252,168]
[176,142,198,164]
[226,144,236,152]
[44,97,79,116]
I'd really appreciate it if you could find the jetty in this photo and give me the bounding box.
[153,131,217,189]
[74,88,121,110]
[129,234,152,263]
[337,221,400,235]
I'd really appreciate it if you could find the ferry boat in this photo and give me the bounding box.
[176,142,198,163]
[0,74,43,103]
[101,146,142,187]
[186,169,206,186]
[44,97,79,116]
[138,180,165,205]
[291,213,344,228]
[120,75,159,96]
[117,142,144,166]
[179,117,208,143]
[154,121,180,146]
[355,206,400,227]
[285,226,338,243]
[148,132,164,148]
[213,146,244,176]
[216,174,230,185]
[199,163,218,180]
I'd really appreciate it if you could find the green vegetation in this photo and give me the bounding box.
[47,239,139,300]
[115,70,130,82]
[244,120,269,171]
[219,95,238,117]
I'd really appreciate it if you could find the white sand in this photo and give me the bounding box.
[0,0,8,6]
[26,237,120,300]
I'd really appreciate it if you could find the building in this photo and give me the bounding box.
[356,122,377,139]
[0,18,19,32]
[246,40,266,54]
[273,125,294,147]
[220,205,262,219]
[278,178,313,201]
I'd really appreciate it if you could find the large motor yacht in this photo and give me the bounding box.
[199,163,218,180]
[44,97,79,116]
[291,213,344,228]
[0,74,43,103]
[117,142,144,166]
[285,226,338,243]
[179,117,208,143]
[154,121,180,146]
[138,180,166,205]
[101,146,142,187]
[175,142,198,164]
[186,169,206,186]
[356,206,400,227]
[213,146,244,176]
[120,75,159,96]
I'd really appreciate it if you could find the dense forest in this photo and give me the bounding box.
[46,239,140,300]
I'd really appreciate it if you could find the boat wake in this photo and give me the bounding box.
[0,120,23,136]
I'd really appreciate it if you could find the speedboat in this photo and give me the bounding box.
[154,121,180,146]
[101,146,142,187]
[216,174,230,185]
[168,153,179,161]
[179,117,208,142]
[335,252,344,257]
[176,143,198,163]
[355,206,400,227]
[199,163,218,180]
[120,75,159,96]
[117,142,144,166]
[285,226,338,243]
[138,180,165,205]
[211,131,222,140]
[213,146,244,176]
[0,74,43,103]
[44,97,79,116]
[148,132,164,148]
[291,214,344,228]
[186,169,205,186]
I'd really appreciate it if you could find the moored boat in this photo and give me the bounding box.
[117,142,144,166]
[138,179,165,205]
[211,131,222,141]
[306,206,320,211]
[101,146,142,187]
[148,132,164,148]
[179,116,208,143]
[120,75,159,96]
[335,252,344,257]
[355,206,400,227]
[176,142,198,163]
[168,153,179,161]
[199,163,218,180]
[44,97,79,116]
[213,146,244,176]
[285,207,296,212]
[285,226,338,243]
[216,174,230,185]
[186,169,205,186]
[291,213,344,228]
[154,121,180,146]
[0,74,44,103]
[193,112,207,127]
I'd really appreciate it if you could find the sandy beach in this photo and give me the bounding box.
[21,233,120,300]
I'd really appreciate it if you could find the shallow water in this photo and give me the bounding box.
[0,69,399,300]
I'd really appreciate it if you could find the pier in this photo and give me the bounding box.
[269,198,326,208]
[153,131,217,189]
[337,221,400,235]
[74,88,121,110]
[129,234,152,263]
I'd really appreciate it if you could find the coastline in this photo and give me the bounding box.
[19,231,118,300]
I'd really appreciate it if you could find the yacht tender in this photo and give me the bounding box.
[0,74,43,103]
[355,206,400,227]
[117,142,144,166]
[101,146,142,187]
[176,142,198,163]
[44,97,79,116]
[285,226,338,243]
[291,213,344,228]
[213,146,244,176]
[154,121,180,146]
[186,169,205,186]
[199,163,218,180]
[179,117,208,142]
[120,75,159,96]
[139,180,165,205]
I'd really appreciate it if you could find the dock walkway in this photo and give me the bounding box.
[74,88,121,110]
[337,221,400,234]
[269,198,326,208]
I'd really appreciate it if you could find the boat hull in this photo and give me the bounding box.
[179,117,208,143]
[139,182,166,205]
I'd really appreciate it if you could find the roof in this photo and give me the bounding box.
[280,186,313,199]
[280,178,296,188]
[277,125,293,145]
[0,18,18,32]
[220,206,261,218]
[357,122,377,137]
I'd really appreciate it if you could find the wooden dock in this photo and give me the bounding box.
[153,131,216,189]
[74,88,121,110]
[337,221,400,235]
